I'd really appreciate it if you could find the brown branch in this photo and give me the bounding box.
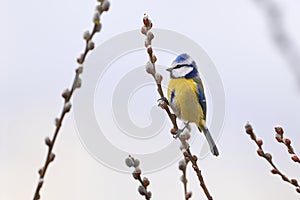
[274,127,300,164]
[245,123,300,193]
[142,13,214,200]
[142,14,178,132]
[32,1,110,199]
[183,149,212,200]
[125,155,152,200]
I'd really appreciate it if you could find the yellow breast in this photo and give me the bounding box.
[167,78,204,123]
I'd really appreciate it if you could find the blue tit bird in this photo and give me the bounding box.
[166,53,219,156]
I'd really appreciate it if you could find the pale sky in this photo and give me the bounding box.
[1,0,300,199]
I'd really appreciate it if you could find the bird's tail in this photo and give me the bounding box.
[199,127,219,156]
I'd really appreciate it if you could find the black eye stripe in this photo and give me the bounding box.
[173,64,193,69]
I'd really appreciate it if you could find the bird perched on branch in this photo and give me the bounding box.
[166,53,219,156]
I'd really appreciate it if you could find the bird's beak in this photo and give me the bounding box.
[166,67,172,72]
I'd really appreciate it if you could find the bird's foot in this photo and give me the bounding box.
[173,128,183,139]
[173,122,190,139]
[157,97,169,109]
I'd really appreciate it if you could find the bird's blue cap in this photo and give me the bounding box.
[174,53,190,63]
[171,53,197,69]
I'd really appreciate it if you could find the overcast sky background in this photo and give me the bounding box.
[1,0,300,199]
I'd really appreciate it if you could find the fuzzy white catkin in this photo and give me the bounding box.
[138,185,146,195]
[144,38,151,47]
[62,88,71,99]
[265,153,272,160]
[146,191,152,199]
[181,131,191,140]
[88,41,95,50]
[179,159,186,167]
[83,30,90,40]
[125,157,134,167]
[141,26,148,35]
[133,159,140,168]
[64,102,72,112]
[143,13,149,20]
[155,73,163,84]
[76,66,83,74]
[142,177,149,184]
[95,23,102,32]
[245,122,252,132]
[93,11,100,24]
[75,77,82,89]
[145,61,155,75]
[179,138,190,150]
[147,31,154,41]
[101,0,110,11]
[134,167,141,174]
[77,53,84,64]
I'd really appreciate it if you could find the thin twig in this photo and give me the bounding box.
[245,123,300,193]
[32,1,110,199]
[184,149,212,200]
[136,175,151,200]
[141,14,178,131]
[125,155,152,200]
[179,158,192,200]
[274,127,300,165]
[142,13,213,200]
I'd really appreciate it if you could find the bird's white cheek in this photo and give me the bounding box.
[172,67,193,78]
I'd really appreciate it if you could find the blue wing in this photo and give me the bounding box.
[170,90,175,104]
[169,89,181,118]
[193,78,207,119]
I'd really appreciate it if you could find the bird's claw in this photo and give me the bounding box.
[173,129,183,139]
[173,122,190,139]
[157,97,169,105]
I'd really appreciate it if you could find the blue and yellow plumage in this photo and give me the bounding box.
[166,53,219,156]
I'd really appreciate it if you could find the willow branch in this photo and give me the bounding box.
[141,14,178,131]
[142,13,213,200]
[125,155,152,200]
[274,127,300,165]
[32,1,110,199]
[179,158,192,200]
[183,149,212,200]
[245,123,300,193]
